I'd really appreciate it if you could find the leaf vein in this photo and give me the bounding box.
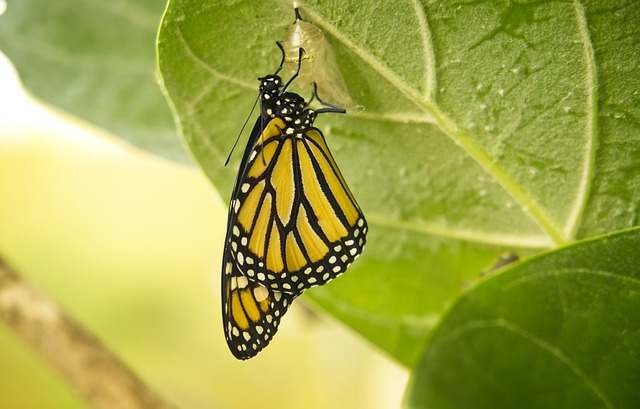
[174,27,254,91]
[505,267,640,289]
[409,0,436,99]
[496,319,615,409]
[303,6,566,245]
[441,319,615,409]
[367,213,553,248]
[566,0,599,239]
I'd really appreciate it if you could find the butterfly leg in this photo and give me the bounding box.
[311,82,346,115]
[278,43,305,94]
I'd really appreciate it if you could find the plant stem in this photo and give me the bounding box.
[0,260,177,409]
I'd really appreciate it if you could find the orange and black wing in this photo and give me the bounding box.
[222,62,366,359]
[227,117,366,294]
[221,248,297,360]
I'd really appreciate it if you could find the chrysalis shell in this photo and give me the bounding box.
[282,8,358,109]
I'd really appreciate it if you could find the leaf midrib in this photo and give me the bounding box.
[302,1,600,248]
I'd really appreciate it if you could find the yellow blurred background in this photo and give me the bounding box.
[0,53,407,408]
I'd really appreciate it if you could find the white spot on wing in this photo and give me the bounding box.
[236,276,248,289]
[253,286,269,302]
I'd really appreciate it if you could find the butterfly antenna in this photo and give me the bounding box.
[274,41,286,76]
[224,92,261,166]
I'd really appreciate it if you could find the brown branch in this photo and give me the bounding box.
[0,260,177,409]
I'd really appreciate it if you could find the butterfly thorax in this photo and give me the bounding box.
[259,86,314,139]
[280,99,314,139]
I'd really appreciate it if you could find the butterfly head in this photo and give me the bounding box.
[258,75,282,98]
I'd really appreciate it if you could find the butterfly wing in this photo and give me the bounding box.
[221,250,298,360]
[222,88,366,359]
[228,118,366,294]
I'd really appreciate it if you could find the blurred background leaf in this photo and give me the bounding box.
[407,227,640,409]
[0,0,188,162]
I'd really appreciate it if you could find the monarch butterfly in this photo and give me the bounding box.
[282,7,357,109]
[222,43,367,359]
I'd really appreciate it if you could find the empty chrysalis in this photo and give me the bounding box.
[283,7,359,110]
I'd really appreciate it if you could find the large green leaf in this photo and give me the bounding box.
[0,0,188,162]
[158,0,640,367]
[407,227,640,409]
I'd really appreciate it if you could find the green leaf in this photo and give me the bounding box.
[407,227,640,409]
[0,0,188,162]
[157,0,640,366]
